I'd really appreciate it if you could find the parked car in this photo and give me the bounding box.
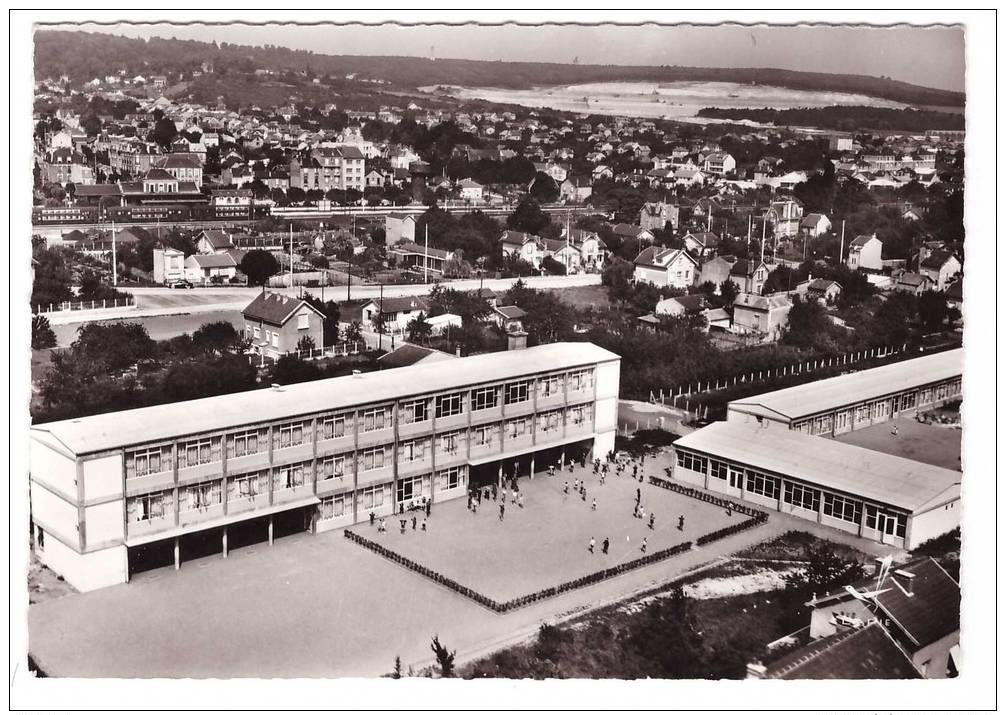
[167,280,194,289]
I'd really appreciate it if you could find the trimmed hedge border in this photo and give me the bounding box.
[344,477,768,613]
[345,529,695,613]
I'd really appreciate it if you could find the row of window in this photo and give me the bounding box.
[793,378,962,433]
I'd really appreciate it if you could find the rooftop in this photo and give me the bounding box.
[242,291,321,327]
[727,348,962,422]
[673,421,960,513]
[31,342,619,456]
[764,623,919,679]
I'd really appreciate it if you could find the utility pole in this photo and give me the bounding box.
[838,220,846,266]
[111,219,117,287]
[424,223,430,284]
[706,203,712,232]
[346,254,352,301]
[378,282,384,351]
[760,216,766,265]
[289,223,295,295]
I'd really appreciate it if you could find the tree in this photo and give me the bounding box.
[918,290,948,331]
[344,321,363,344]
[785,544,864,593]
[71,322,155,372]
[296,334,316,352]
[301,292,341,344]
[430,635,456,678]
[601,257,635,304]
[392,655,402,680]
[31,247,74,309]
[718,279,739,306]
[191,321,243,354]
[627,585,707,678]
[406,311,433,345]
[271,354,322,385]
[506,195,551,236]
[31,315,57,350]
[782,295,834,350]
[149,116,178,149]
[239,250,281,287]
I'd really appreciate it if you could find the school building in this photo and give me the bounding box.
[726,348,963,436]
[671,421,960,550]
[29,342,620,592]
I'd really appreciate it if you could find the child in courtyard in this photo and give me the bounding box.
[678,514,685,531]
[588,536,595,554]
[592,498,597,511]
[602,537,609,555]
[649,512,655,530]
[640,536,648,553]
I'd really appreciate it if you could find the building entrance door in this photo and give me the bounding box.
[878,513,899,545]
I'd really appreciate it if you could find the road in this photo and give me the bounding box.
[44,274,603,328]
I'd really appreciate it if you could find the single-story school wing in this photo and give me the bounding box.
[29,342,620,592]
[727,348,962,436]
[671,421,960,550]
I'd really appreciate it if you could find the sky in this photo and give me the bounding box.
[46,22,965,93]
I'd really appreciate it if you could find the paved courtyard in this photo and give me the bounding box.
[832,415,962,471]
[365,465,743,602]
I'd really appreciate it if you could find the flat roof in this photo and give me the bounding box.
[31,342,619,456]
[727,348,962,422]
[673,421,960,513]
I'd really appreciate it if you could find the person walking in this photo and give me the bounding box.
[600,472,606,486]
[499,502,505,521]
[602,537,609,555]
[640,507,646,523]
[518,492,525,509]
[678,514,685,531]
[636,487,641,505]
[640,536,648,553]
[588,536,595,554]
[426,500,432,518]
[564,480,569,495]
[378,517,386,534]
[421,518,427,532]
[369,511,376,527]
[400,519,407,534]
[641,453,646,467]
[573,478,579,492]
[592,498,597,511]
[581,488,587,503]
[411,515,417,531]
[648,512,655,530]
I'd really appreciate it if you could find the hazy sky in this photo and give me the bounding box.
[50,22,965,92]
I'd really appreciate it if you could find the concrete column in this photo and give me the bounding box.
[222,526,228,558]
[530,455,535,480]
[174,537,180,570]
[561,447,566,469]
[268,515,274,545]
[497,462,503,490]
[858,503,868,537]
[777,479,785,512]
[817,493,825,524]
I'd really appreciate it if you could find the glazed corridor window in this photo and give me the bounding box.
[440,432,461,454]
[401,440,425,462]
[540,375,563,397]
[321,416,346,440]
[275,463,308,490]
[179,438,217,468]
[181,481,222,510]
[676,450,707,473]
[228,429,261,458]
[435,393,464,419]
[360,485,384,509]
[320,496,346,520]
[401,399,429,424]
[128,491,171,522]
[471,386,498,411]
[361,447,386,471]
[127,447,168,478]
[505,381,530,404]
[320,456,345,480]
[232,472,264,498]
[569,369,593,392]
[508,418,529,439]
[710,460,729,481]
[569,405,591,425]
[276,422,306,449]
[362,408,388,432]
[784,482,820,512]
[823,493,862,524]
[439,466,463,491]
[473,426,494,446]
[745,471,780,500]
[539,411,562,433]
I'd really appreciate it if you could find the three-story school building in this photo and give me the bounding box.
[29,342,620,592]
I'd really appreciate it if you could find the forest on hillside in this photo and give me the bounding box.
[34,30,965,108]
[697,105,965,132]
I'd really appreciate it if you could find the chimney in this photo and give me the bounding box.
[507,329,528,351]
[455,345,462,358]
[872,557,887,577]
[745,662,767,679]
[893,569,916,596]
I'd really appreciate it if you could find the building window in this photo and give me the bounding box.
[676,450,707,473]
[127,447,168,478]
[435,393,464,419]
[232,472,264,499]
[228,430,262,458]
[540,375,563,397]
[179,438,217,468]
[440,431,461,455]
[275,463,308,490]
[276,422,306,449]
[823,493,862,524]
[400,399,429,424]
[321,416,346,440]
[271,333,279,348]
[471,386,498,411]
[128,490,171,521]
[320,456,345,480]
[505,381,530,404]
[473,426,494,447]
[401,440,425,463]
[710,460,729,481]
[899,392,917,411]
[320,495,346,521]
[362,407,388,432]
[784,482,820,512]
[253,326,261,339]
[745,471,779,500]
[439,467,463,491]
[507,418,529,439]
[181,480,222,510]
[569,369,593,392]
[539,410,561,434]
[297,312,310,330]
[361,447,386,471]
[396,475,425,504]
[360,485,384,509]
[569,405,591,426]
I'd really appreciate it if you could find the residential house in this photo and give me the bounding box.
[389,241,454,275]
[559,228,605,272]
[847,233,884,271]
[242,291,325,360]
[289,145,366,192]
[804,278,843,304]
[639,201,680,232]
[500,230,546,268]
[732,293,793,338]
[612,223,655,246]
[765,198,804,238]
[195,229,236,255]
[154,152,203,185]
[702,151,736,176]
[493,305,527,332]
[184,253,239,285]
[385,213,417,247]
[800,213,832,237]
[655,294,708,318]
[43,147,95,187]
[559,176,593,203]
[152,247,186,285]
[919,250,962,291]
[682,232,721,258]
[360,296,431,334]
[632,246,698,289]
[729,259,770,295]
[698,254,738,292]
[457,178,484,203]
[895,272,934,295]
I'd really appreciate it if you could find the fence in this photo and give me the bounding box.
[33,296,136,315]
[648,344,909,414]
[285,341,365,361]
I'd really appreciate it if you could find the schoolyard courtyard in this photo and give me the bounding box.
[832,414,962,471]
[360,462,744,602]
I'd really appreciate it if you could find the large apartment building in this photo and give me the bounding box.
[29,342,620,592]
[289,145,366,193]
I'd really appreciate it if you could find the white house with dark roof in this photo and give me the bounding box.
[242,291,325,359]
[847,233,884,271]
[800,213,832,237]
[632,246,698,289]
[500,230,546,268]
[732,293,792,338]
[184,253,239,285]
